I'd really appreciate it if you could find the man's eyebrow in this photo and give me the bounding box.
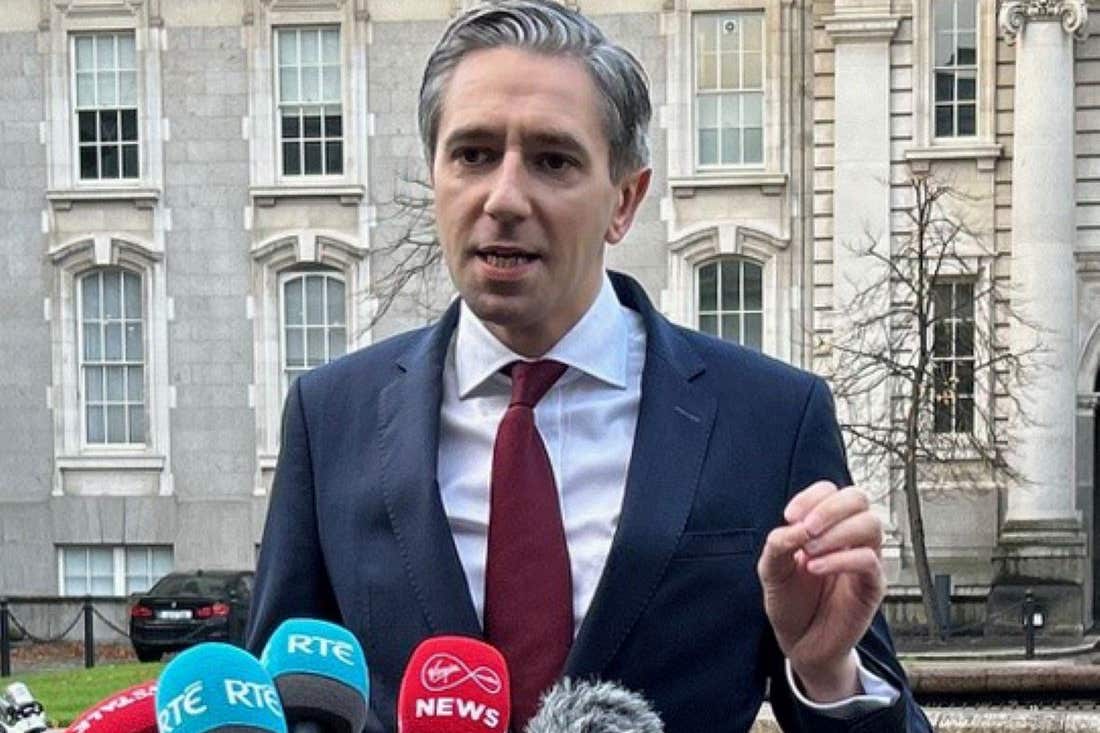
[440,126,500,147]
[526,131,590,159]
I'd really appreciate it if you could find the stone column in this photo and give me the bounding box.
[990,0,1090,634]
[823,4,902,573]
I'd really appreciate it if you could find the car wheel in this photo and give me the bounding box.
[134,646,162,663]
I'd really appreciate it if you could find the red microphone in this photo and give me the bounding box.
[65,680,157,733]
[398,636,511,733]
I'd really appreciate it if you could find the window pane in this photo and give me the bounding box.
[107,405,126,443]
[935,72,955,103]
[744,263,763,310]
[957,33,976,67]
[699,314,718,336]
[283,142,301,175]
[120,109,138,141]
[934,0,953,36]
[78,111,97,143]
[127,365,143,401]
[958,104,976,136]
[744,127,763,164]
[698,95,718,129]
[107,365,124,401]
[719,51,738,91]
[99,110,118,141]
[279,67,299,102]
[933,322,951,356]
[935,105,954,137]
[325,141,342,174]
[129,405,145,444]
[122,144,139,178]
[82,274,100,318]
[720,260,740,309]
[83,323,101,361]
[955,323,974,357]
[721,94,740,131]
[123,272,141,316]
[118,34,135,68]
[306,276,325,323]
[958,0,977,30]
[103,271,121,318]
[87,406,105,443]
[744,313,762,350]
[97,71,117,106]
[101,145,120,178]
[957,70,976,102]
[721,128,741,165]
[96,34,115,69]
[76,36,94,71]
[695,16,717,56]
[302,66,320,101]
[80,146,98,178]
[935,32,955,67]
[743,52,763,89]
[119,71,137,106]
[743,94,763,127]
[329,328,347,359]
[958,284,974,317]
[278,30,297,66]
[698,263,717,311]
[322,65,340,101]
[956,360,975,395]
[324,114,342,137]
[152,548,173,577]
[125,322,142,360]
[301,30,319,64]
[304,141,322,174]
[285,328,304,367]
[721,314,740,343]
[327,278,345,324]
[282,113,300,139]
[86,366,104,402]
[699,129,718,165]
[105,322,122,360]
[322,29,340,63]
[285,278,304,325]
[307,328,325,364]
[956,397,974,433]
[741,14,762,52]
[76,72,96,107]
[303,113,322,138]
[933,284,952,317]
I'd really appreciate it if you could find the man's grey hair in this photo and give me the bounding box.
[418,0,652,182]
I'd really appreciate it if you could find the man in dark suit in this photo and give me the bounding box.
[247,2,931,731]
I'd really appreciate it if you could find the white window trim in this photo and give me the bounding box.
[278,269,349,396]
[48,234,172,497]
[663,0,792,191]
[905,0,1001,172]
[57,544,173,597]
[664,222,792,361]
[245,1,370,198]
[695,257,766,348]
[43,0,165,203]
[250,230,369,495]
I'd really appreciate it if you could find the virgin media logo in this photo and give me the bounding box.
[421,653,503,694]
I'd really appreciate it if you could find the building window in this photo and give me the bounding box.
[694,12,764,167]
[281,271,347,390]
[933,0,977,138]
[697,258,763,349]
[932,281,975,433]
[79,268,145,445]
[59,545,172,596]
[275,27,343,177]
[73,32,139,180]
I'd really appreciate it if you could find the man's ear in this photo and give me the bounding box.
[605,167,652,245]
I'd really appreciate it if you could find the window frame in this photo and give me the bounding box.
[695,256,765,349]
[277,268,349,395]
[58,544,173,597]
[692,11,767,171]
[930,279,977,435]
[69,30,143,184]
[930,0,978,141]
[76,267,148,450]
[273,25,346,181]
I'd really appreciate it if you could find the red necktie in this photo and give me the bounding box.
[484,359,572,729]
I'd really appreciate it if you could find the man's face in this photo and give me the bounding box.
[431,47,650,356]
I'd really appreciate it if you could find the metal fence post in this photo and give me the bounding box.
[1023,589,1036,660]
[83,597,95,669]
[0,598,10,677]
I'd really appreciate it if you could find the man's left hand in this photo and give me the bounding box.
[756,480,886,702]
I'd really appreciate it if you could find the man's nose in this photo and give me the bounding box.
[483,151,532,223]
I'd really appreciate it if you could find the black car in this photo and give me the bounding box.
[129,570,254,662]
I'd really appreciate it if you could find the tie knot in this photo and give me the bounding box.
[507,360,567,408]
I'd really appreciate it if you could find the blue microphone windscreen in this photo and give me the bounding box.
[260,619,369,701]
[156,642,287,733]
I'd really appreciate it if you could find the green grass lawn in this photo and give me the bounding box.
[4,663,164,728]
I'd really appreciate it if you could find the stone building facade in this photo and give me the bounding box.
[1,0,1099,633]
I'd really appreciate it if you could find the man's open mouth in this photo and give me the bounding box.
[476,248,540,268]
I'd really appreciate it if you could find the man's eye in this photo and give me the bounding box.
[537,153,575,172]
[455,148,491,165]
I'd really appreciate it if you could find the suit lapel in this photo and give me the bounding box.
[566,274,717,676]
[377,301,481,637]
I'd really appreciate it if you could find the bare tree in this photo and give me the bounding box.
[822,175,1041,639]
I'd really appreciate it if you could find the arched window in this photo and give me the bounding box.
[280,270,347,392]
[78,268,145,445]
[696,257,763,349]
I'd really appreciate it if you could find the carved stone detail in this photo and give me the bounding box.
[999,0,1088,45]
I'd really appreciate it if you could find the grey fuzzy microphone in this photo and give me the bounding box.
[525,678,665,733]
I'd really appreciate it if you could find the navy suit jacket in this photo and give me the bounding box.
[247,272,931,732]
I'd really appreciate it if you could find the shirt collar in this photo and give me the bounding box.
[454,273,630,398]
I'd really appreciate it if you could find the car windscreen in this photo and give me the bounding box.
[149,575,232,597]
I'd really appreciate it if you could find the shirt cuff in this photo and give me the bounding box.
[784,650,899,719]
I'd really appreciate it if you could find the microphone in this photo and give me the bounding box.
[155,642,287,733]
[397,636,510,733]
[524,678,665,733]
[65,680,157,733]
[259,618,370,733]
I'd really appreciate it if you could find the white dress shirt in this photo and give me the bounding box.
[436,273,897,714]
